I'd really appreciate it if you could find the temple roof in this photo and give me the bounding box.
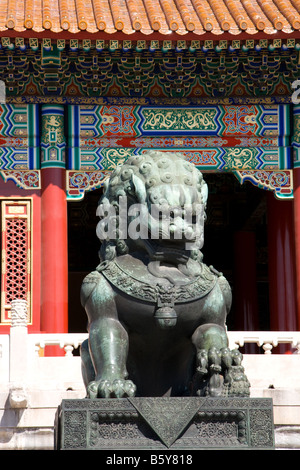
[0,0,299,36]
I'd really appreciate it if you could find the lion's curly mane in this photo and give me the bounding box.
[97,151,207,262]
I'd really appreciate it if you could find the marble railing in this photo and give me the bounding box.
[0,317,299,406]
[4,300,299,358]
[1,323,300,361]
[227,331,300,354]
[0,300,298,394]
[22,330,300,356]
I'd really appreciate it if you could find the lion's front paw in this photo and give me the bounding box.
[192,347,250,397]
[87,379,137,399]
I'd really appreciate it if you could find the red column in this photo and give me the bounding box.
[267,193,297,350]
[41,168,68,355]
[293,168,300,329]
[233,231,259,353]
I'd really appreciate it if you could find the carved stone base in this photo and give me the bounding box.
[54,397,274,450]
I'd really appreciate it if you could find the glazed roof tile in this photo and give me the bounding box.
[0,0,300,35]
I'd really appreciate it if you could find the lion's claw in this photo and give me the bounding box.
[87,379,136,399]
[193,347,250,397]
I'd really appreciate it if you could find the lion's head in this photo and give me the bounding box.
[96,151,208,263]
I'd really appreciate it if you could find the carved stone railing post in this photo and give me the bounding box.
[10,299,28,328]
[9,300,29,404]
[262,342,274,354]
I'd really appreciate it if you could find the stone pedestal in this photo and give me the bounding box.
[55,397,274,450]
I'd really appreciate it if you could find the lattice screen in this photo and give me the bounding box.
[1,200,32,324]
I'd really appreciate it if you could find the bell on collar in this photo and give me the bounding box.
[154,306,177,329]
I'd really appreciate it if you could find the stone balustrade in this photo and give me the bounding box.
[4,300,300,361]
[2,329,298,359]
[28,333,88,357]
[228,331,300,354]
[0,320,300,394]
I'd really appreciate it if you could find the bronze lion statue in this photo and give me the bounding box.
[80,151,250,399]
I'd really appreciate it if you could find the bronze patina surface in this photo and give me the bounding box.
[55,397,275,450]
[80,151,250,399]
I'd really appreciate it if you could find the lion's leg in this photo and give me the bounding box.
[80,338,95,389]
[81,272,136,398]
[89,316,129,381]
[191,323,228,397]
[192,323,228,351]
[191,323,250,397]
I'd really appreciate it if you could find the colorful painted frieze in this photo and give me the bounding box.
[68,104,290,140]
[78,136,288,149]
[41,105,66,169]
[75,147,291,172]
[66,169,293,201]
[0,103,293,200]
[67,104,291,171]
[234,170,293,199]
[0,104,39,169]
[292,105,300,169]
[67,170,110,199]
[0,42,297,101]
[0,170,40,190]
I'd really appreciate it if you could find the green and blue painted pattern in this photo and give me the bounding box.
[0,104,39,169]
[40,105,66,169]
[67,104,291,171]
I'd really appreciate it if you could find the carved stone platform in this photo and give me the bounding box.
[54,397,274,450]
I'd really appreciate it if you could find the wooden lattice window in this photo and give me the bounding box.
[1,200,32,324]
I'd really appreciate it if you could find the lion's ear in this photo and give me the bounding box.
[130,174,147,203]
[201,182,208,206]
[103,179,109,193]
